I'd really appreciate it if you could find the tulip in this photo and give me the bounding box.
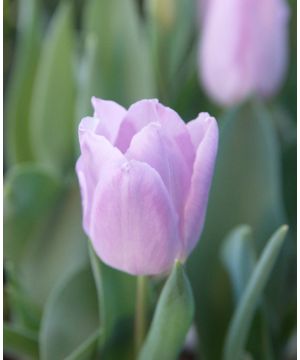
[198,0,290,106]
[76,98,218,275]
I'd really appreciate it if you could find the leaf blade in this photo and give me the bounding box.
[139,262,194,360]
[223,225,288,360]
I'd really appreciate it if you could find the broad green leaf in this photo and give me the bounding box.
[4,323,39,359]
[5,0,40,165]
[83,0,155,106]
[139,262,194,360]
[76,34,99,121]
[223,225,288,360]
[221,225,256,303]
[4,165,88,309]
[40,267,99,360]
[30,1,75,172]
[88,242,136,344]
[146,0,196,100]
[188,100,286,359]
[4,164,61,265]
[65,330,102,360]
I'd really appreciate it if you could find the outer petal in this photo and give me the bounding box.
[76,130,124,234]
[126,122,190,233]
[186,112,212,149]
[89,160,180,275]
[182,115,218,257]
[78,116,101,145]
[91,97,127,144]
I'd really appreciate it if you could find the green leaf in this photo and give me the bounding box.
[75,34,99,155]
[4,0,41,165]
[4,165,88,309]
[221,225,256,303]
[4,164,61,265]
[146,0,196,100]
[65,330,102,360]
[4,323,39,359]
[88,242,136,344]
[139,262,194,360]
[188,100,286,359]
[30,1,75,172]
[223,225,288,360]
[83,0,155,106]
[40,267,99,360]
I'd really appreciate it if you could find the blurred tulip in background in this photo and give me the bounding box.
[198,0,290,106]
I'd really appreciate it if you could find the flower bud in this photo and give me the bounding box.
[198,0,290,106]
[76,98,218,275]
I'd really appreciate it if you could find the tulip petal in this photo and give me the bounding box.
[183,116,218,257]
[155,103,195,169]
[126,122,190,227]
[115,99,195,168]
[254,0,289,97]
[76,131,125,233]
[186,113,212,149]
[90,160,180,275]
[115,99,160,152]
[91,97,127,144]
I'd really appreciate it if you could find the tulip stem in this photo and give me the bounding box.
[135,275,147,356]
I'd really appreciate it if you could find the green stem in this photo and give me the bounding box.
[134,275,147,356]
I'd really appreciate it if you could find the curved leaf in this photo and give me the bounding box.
[40,267,99,360]
[139,262,194,360]
[221,225,256,303]
[30,1,75,171]
[5,0,41,165]
[223,225,288,360]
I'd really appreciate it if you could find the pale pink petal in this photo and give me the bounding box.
[91,97,127,144]
[90,160,180,275]
[155,103,195,169]
[186,112,212,149]
[115,99,160,152]
[78,116,100,145]
[183,116,218,257]
[126,122,190,234]
[76,130,124,234]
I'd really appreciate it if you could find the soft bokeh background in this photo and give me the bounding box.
[4,0,296,359]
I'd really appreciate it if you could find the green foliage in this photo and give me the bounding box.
[30,1,75,172]
[4,165,88,309]
[139,262,194,360]
[187,99,287,359]
[4,324,39,359]
[221,225,256,303]
[5,0,41,165]
[223,225,288,360]
[83,0,156,106]
[40,267,99,360]
[88,242,136,354]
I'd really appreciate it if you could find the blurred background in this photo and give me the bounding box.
[3,0,296,359]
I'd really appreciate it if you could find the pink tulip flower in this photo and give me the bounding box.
[199,0,290,106]
[76,98,218,275]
